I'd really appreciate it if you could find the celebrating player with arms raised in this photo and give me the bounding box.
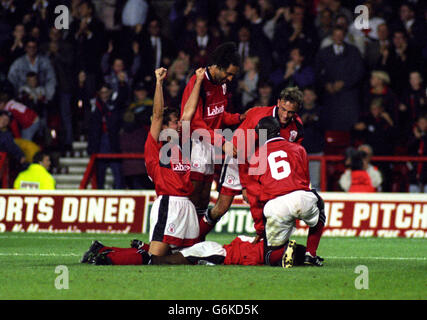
[198,87,305,240]
[180,42,245,225]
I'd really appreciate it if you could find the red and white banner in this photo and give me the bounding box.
[0,190,426,237]
[0,190,153,234]
[212,192,427,238]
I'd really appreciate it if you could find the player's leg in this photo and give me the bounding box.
[303,190,326,266]
[292,190,325,266]
[81,241,151,265]
[149,241,170,256]
[263,195,297,248]
[199,157,242,239]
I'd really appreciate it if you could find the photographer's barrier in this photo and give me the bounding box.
[0,190,426,238]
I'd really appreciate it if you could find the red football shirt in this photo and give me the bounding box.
[246,137,311,234]
[233,106,304,189]
[223,236,264,266]
[180,69,241,145]
[145,133,193,196]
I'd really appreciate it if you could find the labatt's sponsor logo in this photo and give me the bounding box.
[207,104,225,117]
[173,162,191,172]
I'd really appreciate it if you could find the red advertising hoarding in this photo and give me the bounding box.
[0,191,426,238]
[0,190,152,233]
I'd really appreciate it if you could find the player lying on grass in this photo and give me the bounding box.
[246,116,325,266]
[80,236,311,268]
[198,87,305,241]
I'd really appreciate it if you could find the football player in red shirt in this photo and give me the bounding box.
[198,87,305,240]
[81,234,309,267]
[246,116,325,267]
[80,67,208,264]
[180,42,246,221]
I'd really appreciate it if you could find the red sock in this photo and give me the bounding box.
[267,247,285,266]
[105,248,145,265]
[198,216,215,242]
[306,221,324,256]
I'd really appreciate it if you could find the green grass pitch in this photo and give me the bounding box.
[0,232,425,300]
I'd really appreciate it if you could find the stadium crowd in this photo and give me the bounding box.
[0,0,426,192]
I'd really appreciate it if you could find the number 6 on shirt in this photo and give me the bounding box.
[268,151,291,180]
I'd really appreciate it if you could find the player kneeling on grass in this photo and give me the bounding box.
[81,67,207,265]
[246,116,325,267]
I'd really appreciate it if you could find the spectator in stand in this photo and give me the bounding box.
[87,81,128,189]
[326,0,353,24]
[352,98,395,156]
[315,8,334,42]
[273,4,318,66]
[398,71,427,135]
[315,25,364,132]
[119,81,154,190]
[3,23,26,68]
[237,56,260,109]
[246,80,275,109]
[213,6,238,43]
[339,145,383,192]
[270,46,315,95]
[168,0,209,47]
[41,27,75,153]
[184,16,221,69]
[243,0,271,49]
[362,70,399,119]
[13,150,55,190]
[0,110,26,166]
[375,30,422,96]
[364,22,391,71]
[408,113,427,193]
[390,2,427,54]
[18,71,47,115]
[236,23,272,80]
[168,49,191,91]
[340,148,376,193]
[300,87,324,190]
[164,78,183,110]
[7,37,56,104]
[139,17,177,83]
[68,0,106,97]
[320,14,365,56]
[102,55,131,94]
[0,91,39,141]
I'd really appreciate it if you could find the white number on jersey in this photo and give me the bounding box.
[267,150,291,180]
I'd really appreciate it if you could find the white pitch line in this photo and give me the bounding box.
[0,235,131,241]
[0,253,80,257]
[324,256,427,261]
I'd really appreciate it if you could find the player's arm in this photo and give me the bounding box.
[150,67,167,141]
[180,67,205,122]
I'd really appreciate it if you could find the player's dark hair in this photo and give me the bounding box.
[33,151,49,164]
[279,87,304,110]
[256,116,281,140]
[209,42,240,70]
